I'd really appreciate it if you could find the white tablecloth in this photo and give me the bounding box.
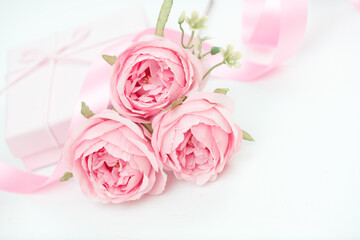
[1,0,359,239]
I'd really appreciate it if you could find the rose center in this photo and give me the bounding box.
[142,70,151,84]
[176,131,214,172]
[86,148,143,194]
[126,59,174,104]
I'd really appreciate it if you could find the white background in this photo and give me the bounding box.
[1,0,360,239]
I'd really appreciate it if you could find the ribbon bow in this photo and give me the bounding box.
[0,27,92,95]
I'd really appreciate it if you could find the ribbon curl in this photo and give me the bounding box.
[213,0,308,81]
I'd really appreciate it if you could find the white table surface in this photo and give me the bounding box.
[1,0,360,239]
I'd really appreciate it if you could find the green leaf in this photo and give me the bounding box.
[163,96,187,111]
[81,102,95,119]
[213,88,229,95]
[211,46,221,55]
[102,54,117,65]
[242,130,254,141]
[200,36,214,41]
[155,0,173,37]
[60,172,73,182]
[141,123,153,134]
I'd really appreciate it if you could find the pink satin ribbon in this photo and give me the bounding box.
[213,0,308,81]
[0,34,136,193]
[351,0,360,10]
[0,0,308,193]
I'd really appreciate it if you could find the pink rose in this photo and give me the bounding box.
[63,110,167,203]
[151,92,242,185]
[110,35,205,123]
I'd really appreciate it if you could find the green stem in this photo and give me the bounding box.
[202,50,211,58]
[155,0,173,36]
[179,24,187,49]
[186,31,195,48]
[197,45,203,59]
[202,61,225,80]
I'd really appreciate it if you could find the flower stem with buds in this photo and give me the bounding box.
[202,51,211,58]
[202,61,225,80]
[197,49,202,59]
[179,24,187,49]
[186,31,195,48]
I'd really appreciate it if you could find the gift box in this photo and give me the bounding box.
[5,8,148,170]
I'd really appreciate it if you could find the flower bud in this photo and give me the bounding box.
[210,46,221,55]
[178,11,185,24]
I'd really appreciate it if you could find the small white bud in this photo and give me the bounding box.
[178,11,185,24]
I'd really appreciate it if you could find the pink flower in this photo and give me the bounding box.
[110,35,205,123]
[151,92,242,185]
[62,110,167,203]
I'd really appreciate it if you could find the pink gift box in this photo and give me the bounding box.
[5,8,148,170]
